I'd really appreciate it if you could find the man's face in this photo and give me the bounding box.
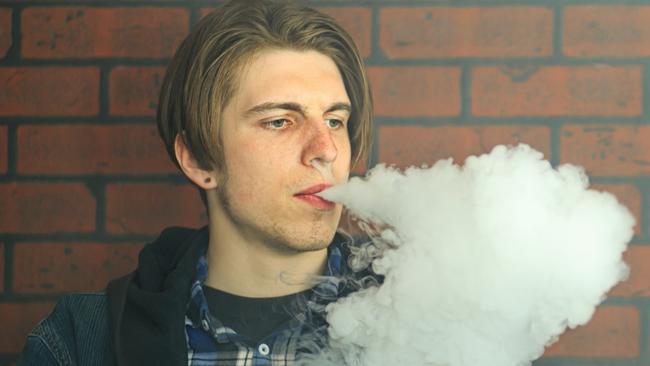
[215,49,352,253]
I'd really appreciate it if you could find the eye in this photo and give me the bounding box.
[263,119,291,130]
[326,119,345,129]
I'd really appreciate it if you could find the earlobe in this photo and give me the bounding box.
[174,133,218,189]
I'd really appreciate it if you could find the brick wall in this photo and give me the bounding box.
[0,1,648,365]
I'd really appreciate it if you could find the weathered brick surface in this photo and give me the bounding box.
[368,67,461,117]
[17,124,176,175]
[564,6,650,58]
[0,8,11,58]
[561,125,650,176]
[109,66,166,116]
[471,66,642,117]
[13,242,143,294]
[378,125,551,168]
[0,124,7,174]
[0,182,95,234]
[106,183,207,235]
[0,243,4,293]
[21,7,189,59]
[0,302,55,353]
[544,305,639,358]
[198,7,216,17]
[590,184,641,235]
[610,245,650,298]
[318,7,372,58]
[380,7,553,59]
[0,67,99,116]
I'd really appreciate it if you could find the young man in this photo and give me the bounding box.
[18,0,373,365]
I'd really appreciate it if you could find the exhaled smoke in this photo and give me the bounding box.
[307,144,633,366]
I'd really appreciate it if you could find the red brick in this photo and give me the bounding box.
[378,125,551,169]
[318,8,372,58]
[0,243,4,293]
[18,124,176,175]
[198,7,216,18]
[610,245,650,298]
[0,124,6,174]
[380,7,552,59]
[109,66,165,116]
[0,67,99,116]
[22,7,189,59]
[561,125,650,176]
[564,6,650,58]
[368,67,461,117]
[0,9,11,58]
[544,305,639,358]
[590,184,641,235]
[472,66,642,117]
[13,242,143,294]
[0,182,95,234]
[0,302,55,353]
[106,183,207,235]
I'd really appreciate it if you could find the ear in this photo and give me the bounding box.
[174,133,219,189]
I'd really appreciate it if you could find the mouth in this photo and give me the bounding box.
[294,183,335,210]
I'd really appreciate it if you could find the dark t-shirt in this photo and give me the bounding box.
[203,286,311,344]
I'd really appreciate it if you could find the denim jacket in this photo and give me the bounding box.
[18,293,115,366]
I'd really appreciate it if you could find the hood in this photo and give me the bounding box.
[106,225,209,366]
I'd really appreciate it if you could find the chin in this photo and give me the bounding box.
[266,221,338,254]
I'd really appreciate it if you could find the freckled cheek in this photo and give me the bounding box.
[224,146,289,206]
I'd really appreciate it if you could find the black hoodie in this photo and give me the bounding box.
[107,226,209,366]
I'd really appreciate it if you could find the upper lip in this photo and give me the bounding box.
[295,183,333,196]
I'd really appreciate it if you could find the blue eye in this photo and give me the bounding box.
[326,119,344,129]
[264,119,290,129]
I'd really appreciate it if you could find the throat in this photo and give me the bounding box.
[204,233,329,298]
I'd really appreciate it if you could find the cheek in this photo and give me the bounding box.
[336,136,352,177]
[223,141,287,204]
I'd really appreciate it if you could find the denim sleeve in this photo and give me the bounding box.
[15,294,113,366]
[17,334,61,366]
[15,296,84,366]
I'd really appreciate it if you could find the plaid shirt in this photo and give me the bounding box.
[184,238,347,366]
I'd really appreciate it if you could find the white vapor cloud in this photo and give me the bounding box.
[308,144,633,366]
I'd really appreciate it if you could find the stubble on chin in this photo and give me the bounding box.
[265,220,334,254]
[217,182,339,254]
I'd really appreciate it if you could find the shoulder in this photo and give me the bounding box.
[18,293,114,366]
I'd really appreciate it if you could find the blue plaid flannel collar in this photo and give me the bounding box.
[186,232,349,343]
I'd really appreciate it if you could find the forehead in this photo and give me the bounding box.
[234,49,350,110]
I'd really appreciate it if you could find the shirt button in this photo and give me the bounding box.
[201,319,209,331]
[258,343,270,355]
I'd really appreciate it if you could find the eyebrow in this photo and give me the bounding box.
[243,102,351,118]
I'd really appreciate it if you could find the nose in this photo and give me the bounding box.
[301,119,338,167]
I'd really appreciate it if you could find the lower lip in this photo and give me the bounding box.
[295,194,336,210]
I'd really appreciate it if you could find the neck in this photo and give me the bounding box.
[204,202,329,298]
